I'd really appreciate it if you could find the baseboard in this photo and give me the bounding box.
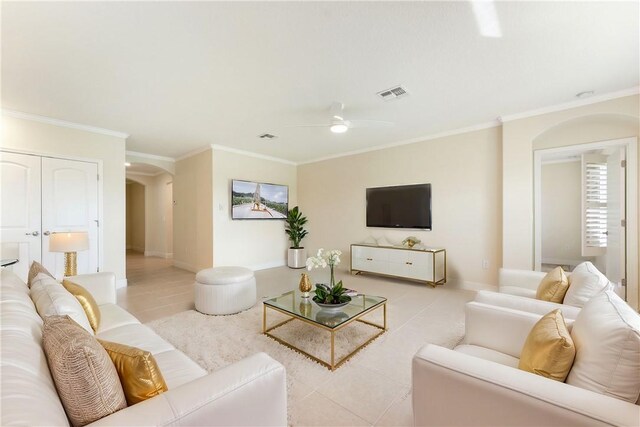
[144,251,173,259]
[172,260,199,273]
[248,260,286,271]
[116,278,128,289]
[129,246,145,253]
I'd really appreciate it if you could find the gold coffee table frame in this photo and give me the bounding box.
[262,292,387,371]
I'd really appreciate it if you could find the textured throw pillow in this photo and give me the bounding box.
[563,262,610,307]
[63,279,101,332]
[518,309,576,382]
[566,289,640,403]
[536,266,569,303]
[42,315,127,426]
[27,261,54,288]
[99,340,168,405]
[30,273,94,334]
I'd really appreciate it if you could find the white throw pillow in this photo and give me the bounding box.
[30,273,94,334]
[563,262,610,307]
[566,289,640,403]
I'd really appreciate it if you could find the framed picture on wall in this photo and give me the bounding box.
[231,179,288,220]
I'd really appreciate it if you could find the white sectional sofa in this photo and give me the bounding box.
[1,269,287,426]
[412,299,639,426]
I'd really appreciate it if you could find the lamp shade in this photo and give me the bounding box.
[49,232,89,253]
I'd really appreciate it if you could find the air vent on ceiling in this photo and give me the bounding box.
[258,133,277,139]
[377,85,409,101]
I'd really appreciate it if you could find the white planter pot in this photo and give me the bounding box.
[288,248,307,269]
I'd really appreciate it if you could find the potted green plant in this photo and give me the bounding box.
[285,206,309,268]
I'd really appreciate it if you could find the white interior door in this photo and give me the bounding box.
[606,148,626,293]
[0,151,42,281]
[41,157,99,278]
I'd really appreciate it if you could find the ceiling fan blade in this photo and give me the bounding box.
[347,119,395,129]
[285,124,331,128]
[330,102,345,120]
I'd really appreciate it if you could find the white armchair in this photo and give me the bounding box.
[475,290,581,320]
[412,302,639,426]
[498,268,572,299]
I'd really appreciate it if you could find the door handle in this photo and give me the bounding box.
[43,231,50,236]
[25,231,40,236]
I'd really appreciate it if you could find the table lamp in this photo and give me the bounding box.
[49,231,89,277]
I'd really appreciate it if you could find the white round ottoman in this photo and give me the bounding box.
[194,266,257,315]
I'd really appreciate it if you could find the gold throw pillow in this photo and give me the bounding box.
[99,340,168,405]
[63,279,101,332]
[536,266,569,303]
[518,309,576,382]
[42,315,127,427]
[27,261,54,288]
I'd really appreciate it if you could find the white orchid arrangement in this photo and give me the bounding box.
[306,248,347,304]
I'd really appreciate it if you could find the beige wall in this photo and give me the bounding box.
[126,172,173,258]
[1,115,127,281]
[298,126,502,288]
[541,161,588,266]
[213,149,297,269]
[173,149,213,272]
[502,95,639,270]
[125,182,146,252]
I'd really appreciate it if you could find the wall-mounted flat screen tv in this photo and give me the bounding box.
[231,179,288,220]
[366,183,432,229]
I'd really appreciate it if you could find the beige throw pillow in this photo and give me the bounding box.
[63,279,101,332]
[42,315,127,426]
[518,309,576,382]
[30,273,94,334]
[536,266,569,303]
[27,261,54,288]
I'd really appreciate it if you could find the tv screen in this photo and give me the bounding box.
[366,184,432,229]
[231,179,288,220]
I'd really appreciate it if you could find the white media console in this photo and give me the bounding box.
[350,244,446,287]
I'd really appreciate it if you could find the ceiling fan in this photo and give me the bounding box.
[289,102,394,134]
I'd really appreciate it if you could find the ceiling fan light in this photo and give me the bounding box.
[330,123,348,133]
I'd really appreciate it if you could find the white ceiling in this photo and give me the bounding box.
[126,162,166,176]
[2,1,638,163]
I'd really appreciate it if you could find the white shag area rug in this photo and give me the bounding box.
[147,290,470,426]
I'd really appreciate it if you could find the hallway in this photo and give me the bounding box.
[118,251,195,323]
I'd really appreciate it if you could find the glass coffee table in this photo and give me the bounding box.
[263,290,387,371]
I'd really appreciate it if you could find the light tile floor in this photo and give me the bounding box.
[122,252,475,426]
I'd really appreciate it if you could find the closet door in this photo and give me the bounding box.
[41,157,99,278]
[0,151,42,281]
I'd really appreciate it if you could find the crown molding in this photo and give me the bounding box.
[126,171,163,177]
[1,109,129,139]
[211,144,297,166]
[126,150,175,162]
[298,120,501,165]
[174,145,213,161]
[498,86,639,123]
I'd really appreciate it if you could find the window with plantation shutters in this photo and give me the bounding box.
[582,154,607,256]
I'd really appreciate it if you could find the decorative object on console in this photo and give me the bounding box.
[518,309,576,382]
[402,236,421,248]
[49,231,89,277]
[376,236,393,247]
[535,266,569,303]
[298,273,312,298]
[285,206,309,268]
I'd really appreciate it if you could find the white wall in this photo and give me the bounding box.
[126,181,146,252]
[298,126,502,289]
[126,172,173,258]
[1,114,127,281]
[540,161,589,266]
[173,149,213,272]
[212,148,297,270]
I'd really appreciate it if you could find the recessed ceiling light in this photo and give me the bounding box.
[471,0,502,38]
[124,162,131,167]
[576,90,595,99]
[330,123,348,134]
